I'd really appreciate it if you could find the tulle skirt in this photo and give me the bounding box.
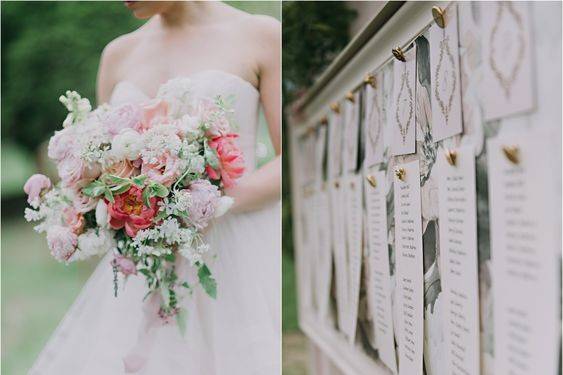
[29,202,281,375]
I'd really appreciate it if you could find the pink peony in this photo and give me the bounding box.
[71,185,98,213]
[141,153,183,187]
[112,254,137,276]
[46,225,78,262]
[186,179,220,230]
[135,99,169,133]
[23,174,52,204]
[63,206,85,235]
[205,134,245,188]
[106,185,160,237]
[48,127,77,161]
[104,103,142,136]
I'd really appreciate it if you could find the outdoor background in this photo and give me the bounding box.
[0,2,279,374]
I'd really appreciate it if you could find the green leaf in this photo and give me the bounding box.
[110,182,131,194]
[181,281,190,289]
[82,180,106,197]
[197,264,217,299]
[103,188,114,203]
[132,175,148,187]
[176,308,187,337]
[105,174,130,185]
[142,188,152,208]
[204,140,219,169]
[150,183,169,198]
[163,253,175,262]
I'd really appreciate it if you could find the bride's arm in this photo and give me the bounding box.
[225,17,281,214]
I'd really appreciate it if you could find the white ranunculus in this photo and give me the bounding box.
[111,129,142,160]
[95,199,108,228]
[214,196,234,218]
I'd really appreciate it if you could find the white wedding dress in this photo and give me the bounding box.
[30,70,281,375]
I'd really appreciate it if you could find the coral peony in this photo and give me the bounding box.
[141,153,183,187]
[63,206,85,235]
[205,134,245,188]
[106,185,160,237]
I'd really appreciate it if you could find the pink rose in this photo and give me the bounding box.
[135,99,169,133]
[46,225,78,262]
[71,185,98,213]
[141,153,183,187]
[104,103,142,136]
[103,159,139,179]
[106,185,160,237]
[63,206,85,235]
[205,134,245,188]
[58,157,101,187]
[186,179,220,230]
[23,174,52,204]
[112,255,137,276]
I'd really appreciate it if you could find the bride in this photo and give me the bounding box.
[30,2,281,374]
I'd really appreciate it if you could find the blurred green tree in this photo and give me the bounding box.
[1,2,143,152]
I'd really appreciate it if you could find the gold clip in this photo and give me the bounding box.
[345,92,355,103]
[334,180,340,189]
[330,102,340,114]
[320,116,328,126]
[395,167,406,181]
[350,181,355,190]
[502,145,520,165]
[364,73,376,88]
[432,6,446,28]
[366,175,377,188]
[392,46,406,62]
[445,149,457,166]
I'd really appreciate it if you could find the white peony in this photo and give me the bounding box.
[72,228,116,261]
[110,129,143,161]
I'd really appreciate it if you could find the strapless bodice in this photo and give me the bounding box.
[109,70,261,174]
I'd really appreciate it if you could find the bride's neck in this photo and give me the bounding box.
[158,2,218,29]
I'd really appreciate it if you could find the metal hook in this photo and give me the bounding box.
[364,73,376,88]
[392,46,406,62]
[366,175,377,188]
[502,145,520,165]
[445,149,457,166]
[330,102,340,114]
[432,6,446,28]
[345,92,355,103]
[395,167,406,181]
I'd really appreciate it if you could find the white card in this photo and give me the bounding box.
[364,71,386,167]
[330,178,349,332]
[345,173,364,343]
[437,145,480,375]
[364,168,398,373]
[487,131,559,375]
[343,94,360,172]
[314,126,327,186]
[316,188,333,321]
[482,2,534,121]
[393,159,423,375]
[391,46,417,156]
[328,109,343,179]
[429,5,463,141]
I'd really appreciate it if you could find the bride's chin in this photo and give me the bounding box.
[124,1,155,19]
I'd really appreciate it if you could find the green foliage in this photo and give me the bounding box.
[281,2,356,260]
[197,263,217,299]
[1,2,143,152]
[282,2,357,102]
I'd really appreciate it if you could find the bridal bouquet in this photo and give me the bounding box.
[24,78,244,330]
